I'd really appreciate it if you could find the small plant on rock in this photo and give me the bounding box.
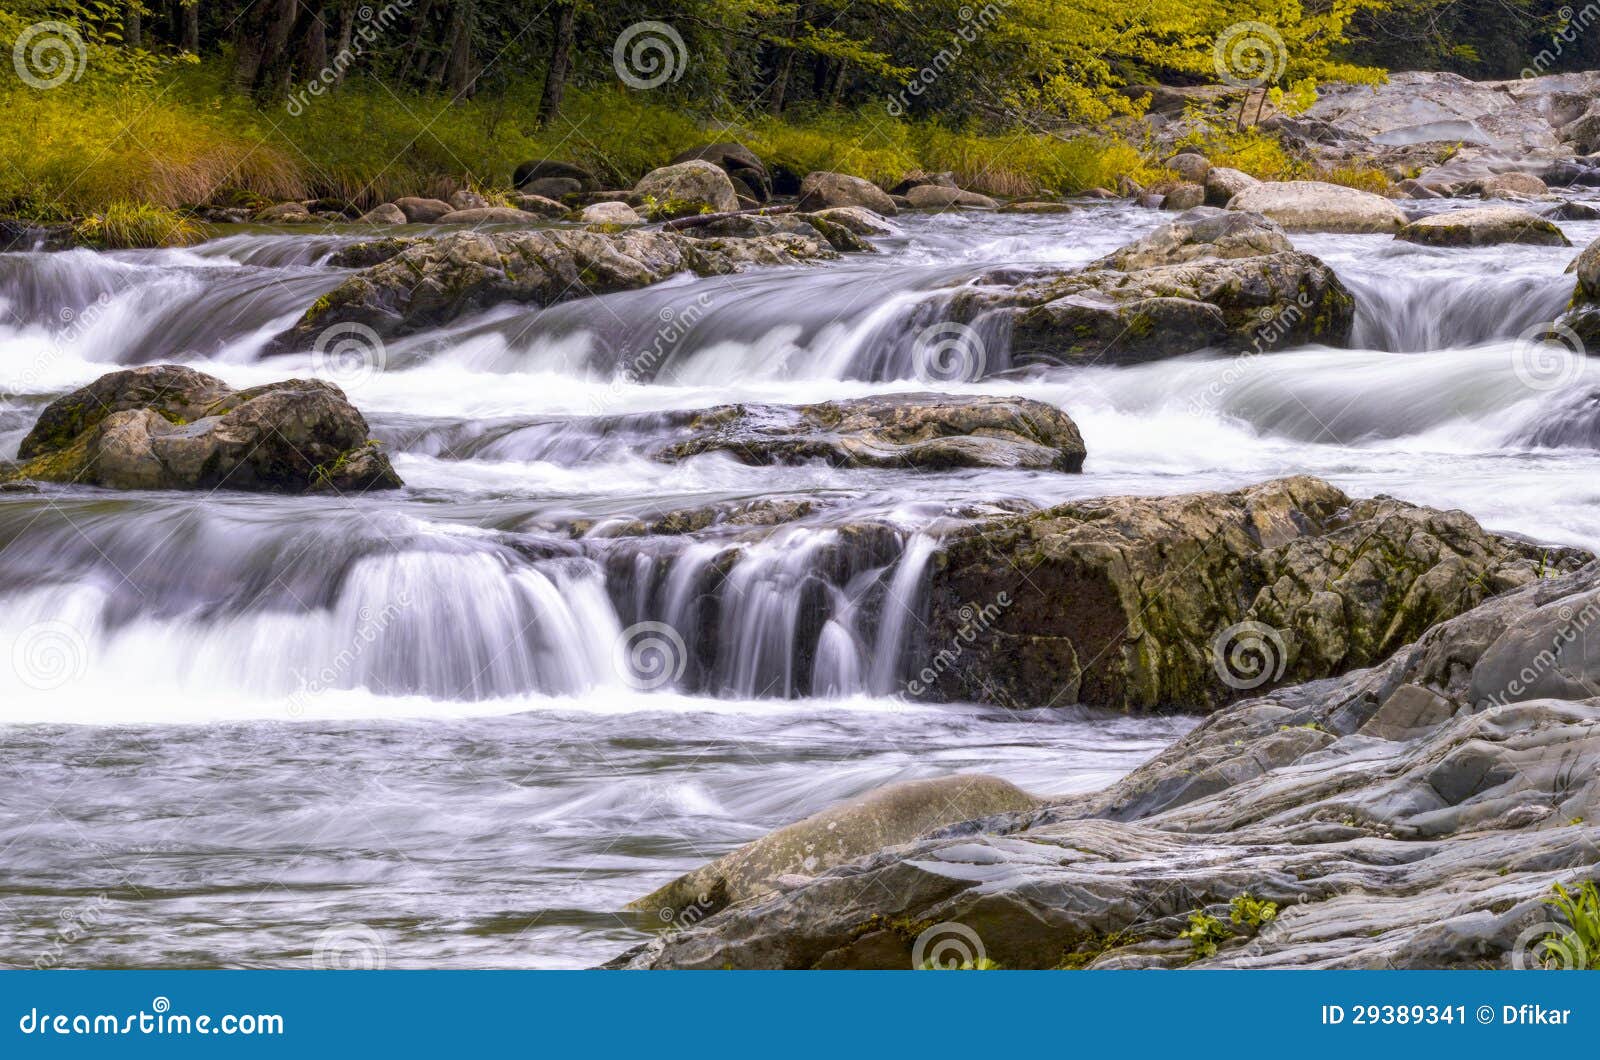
[1536,881,1600,969]
[1179,910,1233,960]
[1229,893,1279,930]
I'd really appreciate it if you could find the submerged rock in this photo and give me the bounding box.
[952,209,1354,365]
[1396,205,1570,247]
[615,552,1600,970]
[918,476,1582,711]
[1557,233,1600,344]
[654,393,1086,472]
[5,365,400,493]
[628,775,1039,924]
[274,228,841,344]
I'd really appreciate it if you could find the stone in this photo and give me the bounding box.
[1159,183,1206,210]
[997,202,1077,214]
[628,775,1039,923]
[1228,180,1407,232]
[1167,152,1211,183]
[1396,206,1571,247]
[508,194,569,218]
[448,189,490,211]
[253,202,314,224]
[797,172,898,216]
[580,201,643,226]
[1477,172,1549,198]
[512,159,597,192]
[6,366,400,493]
[903,186,1000,210]
[393,197,454,223]
[273,227,840,343]
[653,394,1087,472]
[520,177,583,201]
[1203,166,1261,207]
[632,160,741,219]
[357,203,407,225]
[433,207,544,224]
[668,142,771,202]
[806,206,896,235]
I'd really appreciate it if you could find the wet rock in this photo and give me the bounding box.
[997,201,1077,214]
[1397,206,1570,247]
[797,172,898,216]
[1543,201,1600,221]
[904,186,999,210]
[0,219,75,252]
[253,202,315,224]
[1557,234,1600,343]
[1228,180,1406,232]
[632,160,741,219]
[617,552,1600,970]
[448,189,490,211]
[654,393,1086,472]
[628,775,1039,923]
[275,227,840,343]
[394,197,454,223]
[357,203,407,225]
[1203,166,1259,206]
[433,206,545,225]
[952,209,1354,365]
[917,475,1579,711]
[5,365,400,493]
[890,171,958,195]
[807,206,896,235]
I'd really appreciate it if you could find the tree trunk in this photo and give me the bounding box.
[443,0,477,97]
[536,2,578,127]
[333,2,355,82]
[234,0,298,98]
[181,0,199,53]
[126,5,142,48]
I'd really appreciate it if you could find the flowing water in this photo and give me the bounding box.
[3,201,1599,967]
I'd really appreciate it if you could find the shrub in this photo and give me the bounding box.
[72,201,201,248]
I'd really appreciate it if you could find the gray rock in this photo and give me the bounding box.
[580,201,642,226]
[797,172,898,216]
[508,194,569,218]
[448,189,490,211]
[1167,152,1211,183]
[653,393,1086,472]
[357,203,407,225]
[1203,166,1260,206]
[1397,206,1570,247]
[806,206,896,235]
[520,177,583,200]
[512,160,597,192]
[434,207,544,225]
[1159,183,1206,210]
[904,186,1000,210]
[393,197,454,222]
[1228,180,1406,232]
[5,365,400,493]
[668,142,771,202]
[632,160,741,219]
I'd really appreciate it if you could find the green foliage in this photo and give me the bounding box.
[1179,910,1233,959]
[72,201,201,248]
[1229,893,1279,930]
[1535,881,1600,970]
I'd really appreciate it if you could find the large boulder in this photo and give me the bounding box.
[916,476,1578,711]
[581,201,643,226]
[1396,205,1570,247]
[1158,183,1206,211]
[806,206,895,236]
[357,203,407,225]
[1227,180,1406,232]
[797,172,898,216]
[631,160,741,220]
[903,185,999,210]
[668,142,771,202]
[274,228,841,343]
[653,394,1086,472]
[1558,233,1600,343]
[950,209,1355,366]
[628,775,1038,924]
[5,366,400,493]
[1475,171,1549,198]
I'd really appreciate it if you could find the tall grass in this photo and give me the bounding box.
[1,61,1169,217]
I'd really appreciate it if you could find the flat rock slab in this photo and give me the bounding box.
[1397,206,1570,247]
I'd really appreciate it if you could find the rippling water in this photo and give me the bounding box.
[2,201,1597,967]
